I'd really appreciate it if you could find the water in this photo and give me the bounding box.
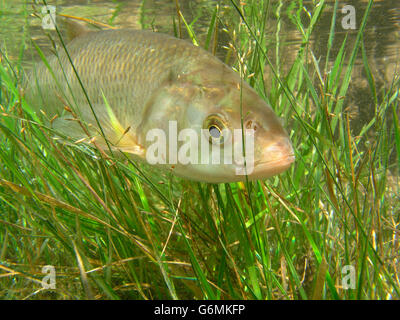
[1,0,399,134]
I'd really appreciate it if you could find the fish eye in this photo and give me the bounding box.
[209,125,221,139]
[203,114,227,145]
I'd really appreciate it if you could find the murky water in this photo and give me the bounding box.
[1,0,399,134]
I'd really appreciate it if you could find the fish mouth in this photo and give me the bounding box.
[251,154,295,178]
[245,138,295,179]
[234,153,295,180]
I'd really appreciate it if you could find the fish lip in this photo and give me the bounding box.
[254,153,296,167]
[247,153,295,179]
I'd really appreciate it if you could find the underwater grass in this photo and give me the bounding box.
[0,0,399,299]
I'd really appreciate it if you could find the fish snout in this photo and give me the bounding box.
[249,137,295,179]
[263,138,295,164]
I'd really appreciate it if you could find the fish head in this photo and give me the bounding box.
[136,69,294,183]
[228,83,295,181]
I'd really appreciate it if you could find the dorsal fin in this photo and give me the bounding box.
[58,15,118,43]
[59,16,92,42]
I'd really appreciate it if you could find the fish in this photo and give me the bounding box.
[25,22,294,183]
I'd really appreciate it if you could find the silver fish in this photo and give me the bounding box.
[25,25,294,183]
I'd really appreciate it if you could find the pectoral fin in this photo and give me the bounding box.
[51,104,145,158]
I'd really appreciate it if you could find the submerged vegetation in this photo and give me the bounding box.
[0,0,399,299]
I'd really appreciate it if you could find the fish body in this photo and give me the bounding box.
[26,27,294,183]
